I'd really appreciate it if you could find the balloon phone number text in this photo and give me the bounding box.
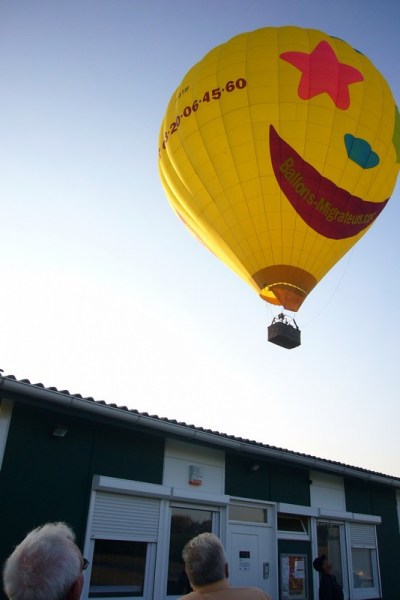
[159,78,247,156]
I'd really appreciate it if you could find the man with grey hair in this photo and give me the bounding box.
[3,522,87,600]
[180,532,272,600]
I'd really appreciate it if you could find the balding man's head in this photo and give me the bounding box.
[182,533,227,587]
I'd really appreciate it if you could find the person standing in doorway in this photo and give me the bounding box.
[313,554,344,600]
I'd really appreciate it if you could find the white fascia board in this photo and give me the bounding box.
[92,475,230,506]
[278,502,318,517]
[92,475,171,498]
[318,508,381,524]
[170,487,230,506]
[318,508,354,519]
[229,496,276,507]
[352,513,382,524]
[276,504,380,525]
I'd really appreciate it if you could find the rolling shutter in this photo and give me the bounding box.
[349,523,376,547]
[91,491,160,541]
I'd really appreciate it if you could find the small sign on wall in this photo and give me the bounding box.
[188,465,203,486]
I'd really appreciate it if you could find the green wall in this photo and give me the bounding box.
[0,399,164,596]
[278,539,314,600]
[225,452,310,505]
[345,478,400,599]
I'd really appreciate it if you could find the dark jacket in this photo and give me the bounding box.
[319,573,344,600]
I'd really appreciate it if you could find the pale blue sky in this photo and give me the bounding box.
[0,0,399,476]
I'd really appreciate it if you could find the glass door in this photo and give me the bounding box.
[166,505,219,597]
[317,521,348,597]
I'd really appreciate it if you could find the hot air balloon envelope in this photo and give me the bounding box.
[159,26,400,311]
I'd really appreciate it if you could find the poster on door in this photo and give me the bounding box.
[280,554,307,599]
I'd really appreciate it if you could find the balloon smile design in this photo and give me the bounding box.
[269,126,389,240]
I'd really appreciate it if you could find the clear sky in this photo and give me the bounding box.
[0,0,399,477]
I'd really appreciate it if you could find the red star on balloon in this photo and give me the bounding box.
[280,41,364,110]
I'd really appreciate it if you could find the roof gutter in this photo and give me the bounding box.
[1,376,399,488]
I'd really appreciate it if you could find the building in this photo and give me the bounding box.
[0,374,399,600]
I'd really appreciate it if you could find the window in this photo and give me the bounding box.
[167,507,212,596]
[89,540,147,598]
[278,514,307,533]
[352,548,374,588]
[229,505,268,523]
[348,523,380,598]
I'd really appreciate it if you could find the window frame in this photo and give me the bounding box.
[229,504,269,525]
[351,547,376,590]
[346,522,381,600]
[314,520,349,598]
[278,513,308,534]
[164,502,221,600]
[86,539,156,600]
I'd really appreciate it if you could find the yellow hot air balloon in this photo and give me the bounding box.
[158,26,400,343]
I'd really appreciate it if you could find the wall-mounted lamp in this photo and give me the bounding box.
[52,426,68,438]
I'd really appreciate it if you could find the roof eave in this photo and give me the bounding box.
[1,376,399,488]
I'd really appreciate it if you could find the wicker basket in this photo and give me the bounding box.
[268,321,301,349]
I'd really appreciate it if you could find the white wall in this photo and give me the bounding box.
[163,438,225,495]
[310,470,346,512]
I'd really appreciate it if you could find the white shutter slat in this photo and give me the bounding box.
[349,523,376,547]
[92,492,160,541]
